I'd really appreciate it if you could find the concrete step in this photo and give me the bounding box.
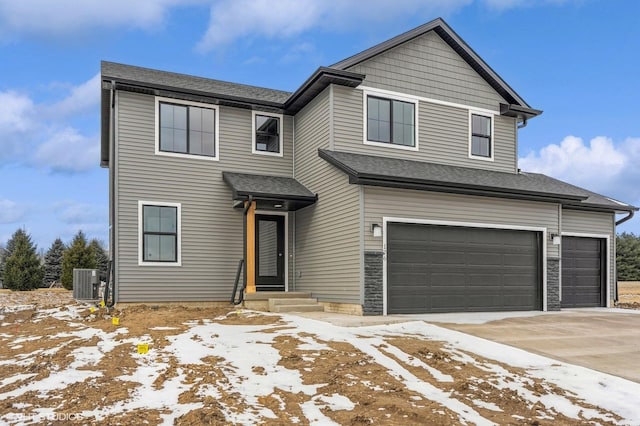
[244,291,312,301]
[271,303,325,313]
[268,297,318,312]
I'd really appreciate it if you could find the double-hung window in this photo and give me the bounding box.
[139,201,181,265]
[157,97,218,160]
[470,113,493,159]
[252,111,283,156]
[367,95,416,148]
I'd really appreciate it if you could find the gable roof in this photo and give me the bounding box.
[319,149,637,213]
[331,17,534,111]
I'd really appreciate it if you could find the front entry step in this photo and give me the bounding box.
[268,297,324,313]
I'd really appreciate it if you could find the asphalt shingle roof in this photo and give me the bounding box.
[222,172,316,201]
[319,149,636,212]
[102,61,291,105]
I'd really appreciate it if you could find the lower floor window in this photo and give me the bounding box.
[140,202,181,264]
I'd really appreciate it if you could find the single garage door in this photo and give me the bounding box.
[387,223,542,314]
[561,236,606,308]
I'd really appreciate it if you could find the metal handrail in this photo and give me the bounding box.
[230,259,245,305]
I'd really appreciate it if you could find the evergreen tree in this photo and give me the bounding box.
[0,243,6,287]
[89,239,109,282]
[61,231,96,290]
[43,238,66,287]
[3,228,43,291]
[617,232,640,281]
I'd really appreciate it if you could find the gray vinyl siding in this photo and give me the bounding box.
[345,31,505,111]
[115,91,294,302]
[293,88,361,303]
[561,209,615,300]
[332,85,517,173]
[363,187,559,259]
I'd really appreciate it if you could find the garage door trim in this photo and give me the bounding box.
[382,217,548,315]
[561,232,611,308]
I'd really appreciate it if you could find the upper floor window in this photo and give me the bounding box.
[366,95,415,148]
[252,111,283,156]
[156,97,219,161]
[469,113,493,160]
[139,201,181,266]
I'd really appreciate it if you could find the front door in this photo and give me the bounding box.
[255,215,285,291]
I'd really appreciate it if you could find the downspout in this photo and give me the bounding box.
[242,195,254,298]
[614,210,634,303]
[517,116,528,129]
[105,80,117,308]
[615,210,635,226]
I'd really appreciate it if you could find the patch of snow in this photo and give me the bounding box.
[381,343,454,383]
[0,373,36,388]
[148,326,180,330]
[314,393,355,411]
[473,399,503,412]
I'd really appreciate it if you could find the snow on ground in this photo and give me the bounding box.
[1,303,639,425]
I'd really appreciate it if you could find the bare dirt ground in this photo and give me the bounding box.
[617,281,640,309]
[0,289,634,425]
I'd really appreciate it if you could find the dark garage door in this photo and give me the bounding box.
[387,223,542,314]
[561,236,605,308]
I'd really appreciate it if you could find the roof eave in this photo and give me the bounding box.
[284,67,365,114]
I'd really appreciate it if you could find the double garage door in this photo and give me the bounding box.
[387,223,542,314]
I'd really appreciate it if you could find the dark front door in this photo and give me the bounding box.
[255,215,285,291]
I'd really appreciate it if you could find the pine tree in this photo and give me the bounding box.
[617,232,640,281]
[43,238,66,287]
[61,231,97,290]
[3,228,43,291]
[0,243,6,287]
[89,239,109,282]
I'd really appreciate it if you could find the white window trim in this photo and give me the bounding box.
[138,200,182,266]
[357,85,499,116]
[252,111,284,157]
[155,96,220,161]
[381,217,548,315]
[468,110,495,162]
[362,88,419,152]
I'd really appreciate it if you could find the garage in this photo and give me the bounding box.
[386,222,542,314]
[561,236,606,308]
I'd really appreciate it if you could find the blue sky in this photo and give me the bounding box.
[1,0,639,250]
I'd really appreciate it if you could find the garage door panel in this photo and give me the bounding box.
[561,236,604,308]
[387,223,541,314]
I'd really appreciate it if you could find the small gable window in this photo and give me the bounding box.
[367,96,415,148]
[252,111,283,156]
[470,113,493,159]
[156,97,218,161]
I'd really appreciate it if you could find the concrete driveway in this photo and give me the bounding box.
[421,308,640,383]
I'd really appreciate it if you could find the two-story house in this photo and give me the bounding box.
[100,18,636,315]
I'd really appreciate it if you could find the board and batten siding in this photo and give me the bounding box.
[345,31,505,111]
[561,209,615,300]
[115,91,294,302]
[332,85,517,173]
[363,187,559,259]
[293,87,361,303]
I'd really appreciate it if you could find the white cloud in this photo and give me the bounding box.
[0,197,27,224]
[33,128,100,173]
[196,0,471,51]
[0,91,37,161]
[519,135,640,207]
[46,73,101,118]
[0,0,205,41]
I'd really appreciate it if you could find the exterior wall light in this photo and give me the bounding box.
[372,223,382,238]
[550,233,561,245]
